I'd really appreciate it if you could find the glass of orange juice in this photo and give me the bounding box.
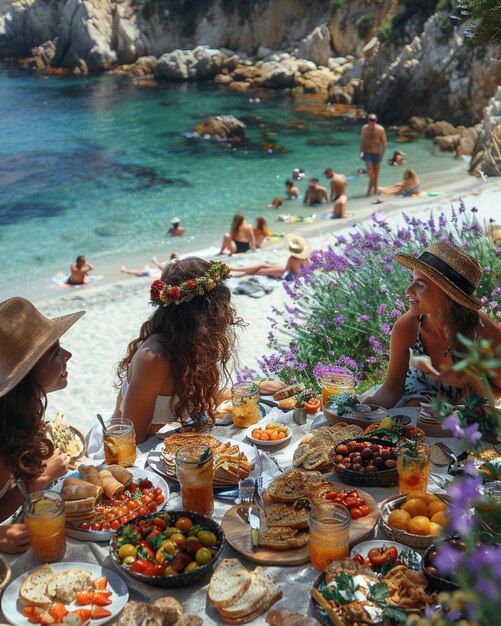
[309,503,351,570]
[103,417,137,467]
[231,382,260,428]
[320,372,356,407]
[24,490,66,562]
[396,444,431,494]
[176,445,214,516]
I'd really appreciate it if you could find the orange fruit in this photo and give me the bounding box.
[431,511,449,528]
[401,498,428,518]
[429,522,442,536]
[408,515,431,536]
[387,509,411,531]
[428,500,448,517]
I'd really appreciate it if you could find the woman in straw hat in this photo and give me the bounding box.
[110,257,244,444]
[229,234,310,280]
[368,242,501,408]
[0,297,84,552]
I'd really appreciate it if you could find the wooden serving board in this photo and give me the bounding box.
[221,485,379,566]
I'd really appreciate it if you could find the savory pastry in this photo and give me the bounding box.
[98,469,124,499]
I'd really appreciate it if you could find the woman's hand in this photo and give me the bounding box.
[437,367,474,389]
[0,524,31,553]
[32,449,69,490]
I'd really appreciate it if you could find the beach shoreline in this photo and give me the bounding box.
[31,174,501,438]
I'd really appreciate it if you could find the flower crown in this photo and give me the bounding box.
[150,261,231,307]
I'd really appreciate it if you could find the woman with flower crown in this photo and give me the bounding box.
[112,257,243,443]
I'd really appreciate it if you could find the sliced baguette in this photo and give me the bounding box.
[218,577,283,625]
[267,470,307,503]
[217,567,269,619]
[19,564,54,608]
[265,505,309,530]
[273,383,305,401]
[46,569,93,603]
[258,527,309,551]
[208,559,252,609]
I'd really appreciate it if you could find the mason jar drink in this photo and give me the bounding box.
[320,371,356,407]
[24,490,66,562]
[176,445,214,516]
[103,417,137,467]
[309,503,351,570]
[231,382,260,428]
[397,444,431,494]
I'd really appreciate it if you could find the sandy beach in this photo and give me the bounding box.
[34,174,501,437]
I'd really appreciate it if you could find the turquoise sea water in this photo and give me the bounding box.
[0,65,462,300]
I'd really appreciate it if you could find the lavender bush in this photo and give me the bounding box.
[257,201,501,391]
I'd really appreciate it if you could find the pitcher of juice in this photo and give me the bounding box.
[397,443,431,494]
[309,503,351,570]
[176,445,214,516]
[24,490,66,562]
[231,382,260,428]
[103,417,137,467]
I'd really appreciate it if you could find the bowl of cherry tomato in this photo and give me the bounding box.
[110,511,225,588]
[245,421,292,447]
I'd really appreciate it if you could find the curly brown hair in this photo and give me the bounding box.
[442,299,480,359]
[0,371,54,483]
[117,257,243,429]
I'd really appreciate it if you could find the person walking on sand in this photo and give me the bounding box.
[168,218,185,237]
[360,113,387,196]
[67,255,94,285]
[324,167,348,219]
[219,213,256,255]
[304,178,328,206]
[378,168,420,197]
[285,179,299,199]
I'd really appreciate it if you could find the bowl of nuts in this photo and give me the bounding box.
[328,437,399,487]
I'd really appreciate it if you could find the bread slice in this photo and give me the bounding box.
[218,567,269,619]
[258,527,309,551]
[208,559,252,609]
[219,575,283,625]
[46,569,93,603]
[267,470,307,503]
[117,601,164,626]
[19,564,54,608]
[152,596,183,623]
[266,609,323,626]
[273,383,305,401]
[265,505,309,530]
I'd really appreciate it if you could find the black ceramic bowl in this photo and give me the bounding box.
[110,511,225,588]
[328,437,399,487]
[422,538,461,592]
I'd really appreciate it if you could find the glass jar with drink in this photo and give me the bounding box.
[231,382,260,428]
[24,490,66,562]
[320,367,356,407]
[396,442,431,494]
[103,417,137,467]
[176,445,214,516]
[309,502,351,570]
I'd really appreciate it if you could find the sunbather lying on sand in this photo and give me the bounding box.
[378,167,421,197]
[230,235,310,280]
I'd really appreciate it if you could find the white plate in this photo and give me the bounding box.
[245,418,292,447]
[1,562,128,626]
[147,437,258,484]
[350,540,422,567]
[52,467,169,542]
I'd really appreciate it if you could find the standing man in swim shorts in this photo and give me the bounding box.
[324,167,348,218]
[360,113,387,197]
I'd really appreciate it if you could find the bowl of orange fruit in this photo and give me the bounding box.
[245,420,292,447]
[380,491,450,550]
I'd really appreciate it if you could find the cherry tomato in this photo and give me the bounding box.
[91,522,103,532]
[128,483,138,493]
[352,553,365,565]
[152,517,168,530]
[354,498,366,507]
[140,479,153,490]
[80,522,90,531]
[368,547,398,566]
[119,516,128,526]
[138,506,149,516]
[155,494,165,505]
[175,516,193,531]
[350,507,364,520]
[153,487,163,497]
[305,397,321,414]
[359,505,370,517]
[111,520,121,530]
[141,495,151,504]
[127,500,140,511]
[147,501,157,512]
[343,497,358,509]
[102,523,111,531]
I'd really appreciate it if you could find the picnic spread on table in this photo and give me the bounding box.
[1,398,500,626]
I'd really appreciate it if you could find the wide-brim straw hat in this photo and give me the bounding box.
[285,234,310,260]
[395,242,483,310]
[0,297,85,397]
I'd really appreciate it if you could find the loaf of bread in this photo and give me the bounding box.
[19,564,54,609]
[208,559,252,609]
[273,383,305,401]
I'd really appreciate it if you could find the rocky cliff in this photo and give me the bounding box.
[0,0,500,129]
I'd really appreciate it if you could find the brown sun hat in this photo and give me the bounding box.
[395,242,483,310]
[285,234,310,260]
[0,297,85,397]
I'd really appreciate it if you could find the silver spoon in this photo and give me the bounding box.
[16,478,32,512]
[96,413,107,432]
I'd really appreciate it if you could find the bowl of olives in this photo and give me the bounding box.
[110,511,225,587]
[422,537,463,592]
[328,437,399,487]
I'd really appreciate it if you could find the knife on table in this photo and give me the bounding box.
[248,507,261,550]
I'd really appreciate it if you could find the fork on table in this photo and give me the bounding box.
[237,477,256,504]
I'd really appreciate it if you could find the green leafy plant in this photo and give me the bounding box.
[329,391,359,416]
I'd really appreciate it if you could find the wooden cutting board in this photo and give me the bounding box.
[221,486,379,566]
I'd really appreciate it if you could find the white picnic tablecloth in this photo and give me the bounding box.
[1,407,463,625]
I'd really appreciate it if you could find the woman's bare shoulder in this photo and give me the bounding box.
[392,312,419,340]
[132,337,170,371]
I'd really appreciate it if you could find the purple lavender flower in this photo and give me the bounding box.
[434,543,463,576]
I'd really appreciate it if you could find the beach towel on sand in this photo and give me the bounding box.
[229,277,275,298]
[49,272,104,288]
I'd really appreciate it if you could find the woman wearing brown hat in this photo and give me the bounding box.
[368,243,501,408]
[0,297,84,552]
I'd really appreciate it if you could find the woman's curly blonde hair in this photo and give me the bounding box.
[117,257,244,429]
